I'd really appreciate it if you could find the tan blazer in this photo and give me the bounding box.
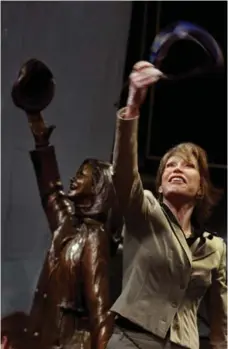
[111,110,227,349]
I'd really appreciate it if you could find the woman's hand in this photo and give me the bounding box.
[126,61,163,117]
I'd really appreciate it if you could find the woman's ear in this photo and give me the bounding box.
[196,187,203,200]
[158,186,163,194]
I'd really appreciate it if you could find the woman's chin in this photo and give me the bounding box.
[67,190,77,201]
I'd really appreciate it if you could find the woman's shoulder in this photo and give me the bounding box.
[203,231,226,254]
[143,189,160,208]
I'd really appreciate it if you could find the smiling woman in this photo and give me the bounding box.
[156,142,222,229]
[106,61,227,349]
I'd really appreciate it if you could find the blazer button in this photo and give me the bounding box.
[34,332,39,337]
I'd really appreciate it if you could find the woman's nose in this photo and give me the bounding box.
[173,164,183,172]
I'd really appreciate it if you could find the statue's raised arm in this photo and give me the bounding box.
[11,59,72,233]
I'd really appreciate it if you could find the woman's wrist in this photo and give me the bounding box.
[124,104,139,119]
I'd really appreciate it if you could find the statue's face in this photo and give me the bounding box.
[68,163,94,200]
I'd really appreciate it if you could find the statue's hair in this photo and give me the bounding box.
[76,158,115,217]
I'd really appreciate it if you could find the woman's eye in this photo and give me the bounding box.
[185,163,195,168]
[166,162,175,168]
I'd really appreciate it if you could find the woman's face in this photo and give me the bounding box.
[159,154,201,204]
[68,163,94,200]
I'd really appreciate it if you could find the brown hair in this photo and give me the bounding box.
[76,158,115,218]
[156,142,222,226]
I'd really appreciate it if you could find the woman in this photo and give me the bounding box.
[107,61,227,349]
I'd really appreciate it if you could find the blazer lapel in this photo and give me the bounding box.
[171,223,192,265]
[161,205,192,265]
[161,205,216,264]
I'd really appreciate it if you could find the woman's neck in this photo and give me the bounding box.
[163,198,194,237]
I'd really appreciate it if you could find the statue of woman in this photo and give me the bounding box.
[7,59,118,349]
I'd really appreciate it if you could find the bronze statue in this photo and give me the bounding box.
[7,59,118,349]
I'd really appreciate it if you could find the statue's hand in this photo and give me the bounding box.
[27,113,56,148]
